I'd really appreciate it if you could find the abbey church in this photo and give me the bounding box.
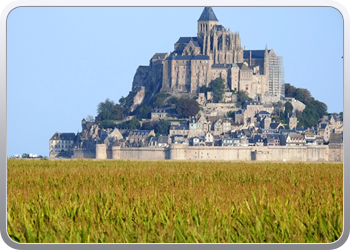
[131,7,285,109]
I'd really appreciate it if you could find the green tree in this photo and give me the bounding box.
[96,99,124,121]
[135,104,152,119]
[128,117,141,130]
[295,88,312,105]
[117,117,140,130]
[284,102,293,116]
[155,120,170,135]
[311,99,328,118]
[141,121,157,130]
[199,85,210,93]
[284,83,297,97]
[176,98,200,118]
[210,78,225,103]
[168,97,178,105]
[236,91,252,108]
[85,115,95,122]
[99,120,117,129]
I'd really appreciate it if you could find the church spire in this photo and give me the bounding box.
[198,7,218,22]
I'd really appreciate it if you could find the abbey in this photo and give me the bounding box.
[131,7,284,109]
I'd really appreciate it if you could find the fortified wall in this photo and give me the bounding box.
[78,144,342,162]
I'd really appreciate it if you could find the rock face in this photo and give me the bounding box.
[126,7,285,111]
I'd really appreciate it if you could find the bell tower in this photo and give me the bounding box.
[197,7,219,37]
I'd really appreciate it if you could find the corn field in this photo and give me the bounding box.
[7,159,343,243]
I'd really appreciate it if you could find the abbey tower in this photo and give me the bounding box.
[130,7,285,110]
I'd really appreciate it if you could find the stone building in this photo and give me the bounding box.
[288,113,298,129]
[129,7,285,110]
[49,132,76,158]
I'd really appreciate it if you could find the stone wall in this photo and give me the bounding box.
[73,149,96,159]
[118,147,170,160]
[90,144,341,162]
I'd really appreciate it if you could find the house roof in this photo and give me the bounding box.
[259,111,270,115]
[320,123,328,129]
[198,7,218,21]
[270,123,280,129]
[129,130,152,136]
[170,124,189,130]
[50,132,76,141]
[304,131,315,136]
[288,133,304,139]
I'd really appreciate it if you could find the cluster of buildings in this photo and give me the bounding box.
[49,107,343,161]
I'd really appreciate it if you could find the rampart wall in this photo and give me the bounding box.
[86,144,341,162]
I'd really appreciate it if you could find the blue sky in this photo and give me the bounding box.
[7,7,343,157]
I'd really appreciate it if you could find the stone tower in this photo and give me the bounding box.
[197,7,219,36]
[288,113,298,129]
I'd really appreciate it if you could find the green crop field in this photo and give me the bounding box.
[7,159,343,243]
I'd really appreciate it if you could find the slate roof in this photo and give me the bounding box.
[151,53,168,60]
[212,64,232,68]
[171,55,210,61]
[320,123,328,129]
[175,37,198,44]
[50,132,76,141]
[214,25,224,31]
[270,123,281,130]
[259,111,270,115]
[129,130,151,136]
[280,129,295,134]
[198,7,218,21]
[170,124,189,130]
[243,50,270,59]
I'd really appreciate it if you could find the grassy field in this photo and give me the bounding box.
[7,159,343,243]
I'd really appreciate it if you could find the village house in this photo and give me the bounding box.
[169,123,189,137]
[49,132,76,158]
[151,108,169,120]
[286,133,305,146]
[303,131,317,145]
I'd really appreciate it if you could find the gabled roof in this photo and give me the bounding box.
[50,132,76,141]
[198,7,218,21]
[270,123,281,129]
[175,37,198,44]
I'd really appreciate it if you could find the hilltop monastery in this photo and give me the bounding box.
[130,7,285,110]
